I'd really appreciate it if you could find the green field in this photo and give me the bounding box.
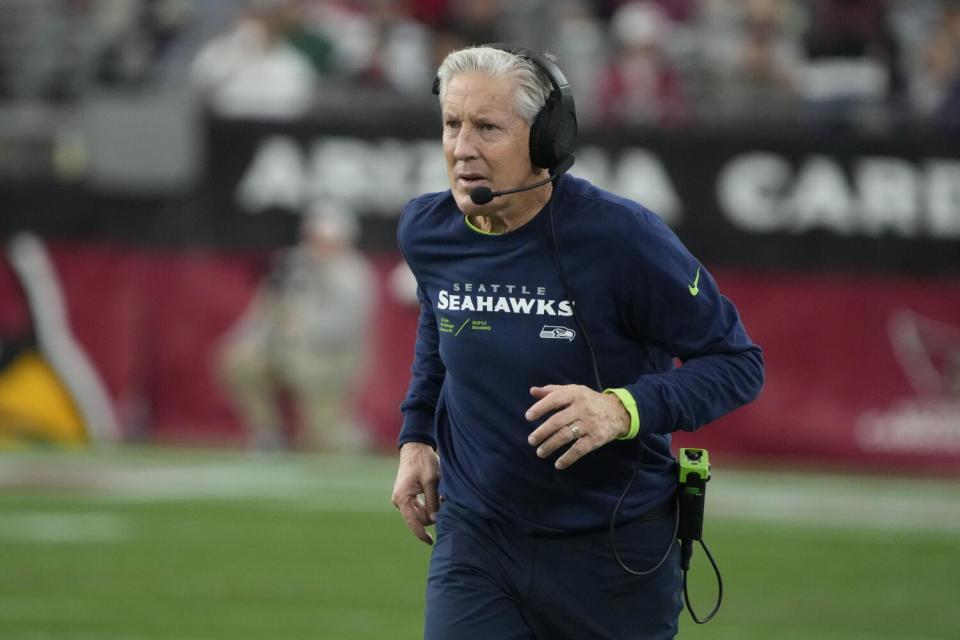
[1,449,957,639]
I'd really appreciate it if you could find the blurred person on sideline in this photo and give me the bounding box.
[290,0,430,93]
[909,1,960,130]
[598,1,688,127]
[800,0,901,126]
[541,0,607,127]
[442,0,505,48]
[390,44,764,639]
[189,0,316,119]
[359,0,434,94]
[707,0,806,124]
[218,204,375,452]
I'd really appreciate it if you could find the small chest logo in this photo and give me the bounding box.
[540,325,576,341]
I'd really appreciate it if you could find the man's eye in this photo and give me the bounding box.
[479,123,497,131]
[445,120,460,129]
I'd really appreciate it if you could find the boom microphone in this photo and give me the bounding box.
[469,155,575,206]
[469,176,552,205]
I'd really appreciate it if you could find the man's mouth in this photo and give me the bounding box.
[457,173,488,188]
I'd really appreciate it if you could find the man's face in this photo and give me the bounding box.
[441,72,540,216]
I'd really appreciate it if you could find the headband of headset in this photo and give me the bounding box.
[432,44,578,173]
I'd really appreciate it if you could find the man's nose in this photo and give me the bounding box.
[453,126,478,160]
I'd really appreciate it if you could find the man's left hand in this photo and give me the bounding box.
[525,384,631,470]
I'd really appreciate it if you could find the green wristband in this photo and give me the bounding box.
[604,388,640,440]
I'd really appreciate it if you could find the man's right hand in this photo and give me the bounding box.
[391,442,441,545]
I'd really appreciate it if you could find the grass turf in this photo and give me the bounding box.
[1,449,956,639]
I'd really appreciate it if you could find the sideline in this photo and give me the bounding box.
[1,451,959,533]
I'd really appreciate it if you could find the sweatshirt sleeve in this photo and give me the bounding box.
[619,212,764,435]
[397,284,446,448]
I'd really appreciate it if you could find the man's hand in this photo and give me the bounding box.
[525,385,631,470]
[391,442,441,545]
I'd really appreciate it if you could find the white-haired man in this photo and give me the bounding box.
[391,44,764,639]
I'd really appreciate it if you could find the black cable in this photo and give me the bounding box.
[683,539,723,624]
[610,479,680,576]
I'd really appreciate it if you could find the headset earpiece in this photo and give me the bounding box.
[486,43,577,172]
[529,89,577,170]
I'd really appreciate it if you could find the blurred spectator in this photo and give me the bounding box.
[496,0,556,53]
[408,0,450,27]
[217,203,375,452]
[442,0,504,46]
[295,0,378,83]
[595,0,698,23]
[801,0,901,126]
[189,1,316,119]
[4,0,102,101]
[5,0,960,133]
[598,1,687,127]
[426,0,510,77]
[547,0,608,126]
[649,0,699,23]
[96,0,194,87]
[909,1,960,129]
[430,26,471,72]
[362,0,434,94]
[706,0,806,124]
[283,7,338,78]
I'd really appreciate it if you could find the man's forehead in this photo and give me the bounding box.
[442,73,519,118]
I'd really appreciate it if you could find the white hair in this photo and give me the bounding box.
[435,46,554,126]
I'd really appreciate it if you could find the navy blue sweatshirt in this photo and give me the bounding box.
[398,174,763,534]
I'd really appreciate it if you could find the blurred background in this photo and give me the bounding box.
[1,0,958,638]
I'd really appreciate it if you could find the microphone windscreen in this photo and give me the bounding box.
[469,187,494,205]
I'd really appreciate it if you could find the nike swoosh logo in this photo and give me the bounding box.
[688,266,701,296]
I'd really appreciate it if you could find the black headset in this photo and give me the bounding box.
[432,43,578,173]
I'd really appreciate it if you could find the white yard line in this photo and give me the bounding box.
[712,483,960,533]
[712,471,960,533]
[2,454,959,533]
[0,512,133,543]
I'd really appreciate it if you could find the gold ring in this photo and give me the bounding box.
[569,424,581,439]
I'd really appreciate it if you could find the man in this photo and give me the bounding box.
[218,203,374,452]
[391,44,763,639]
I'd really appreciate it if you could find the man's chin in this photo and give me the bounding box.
[452,190,483,215]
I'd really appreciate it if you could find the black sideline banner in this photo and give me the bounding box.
[3,115,959,273]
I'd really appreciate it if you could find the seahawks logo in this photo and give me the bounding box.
[539,325,576,341]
